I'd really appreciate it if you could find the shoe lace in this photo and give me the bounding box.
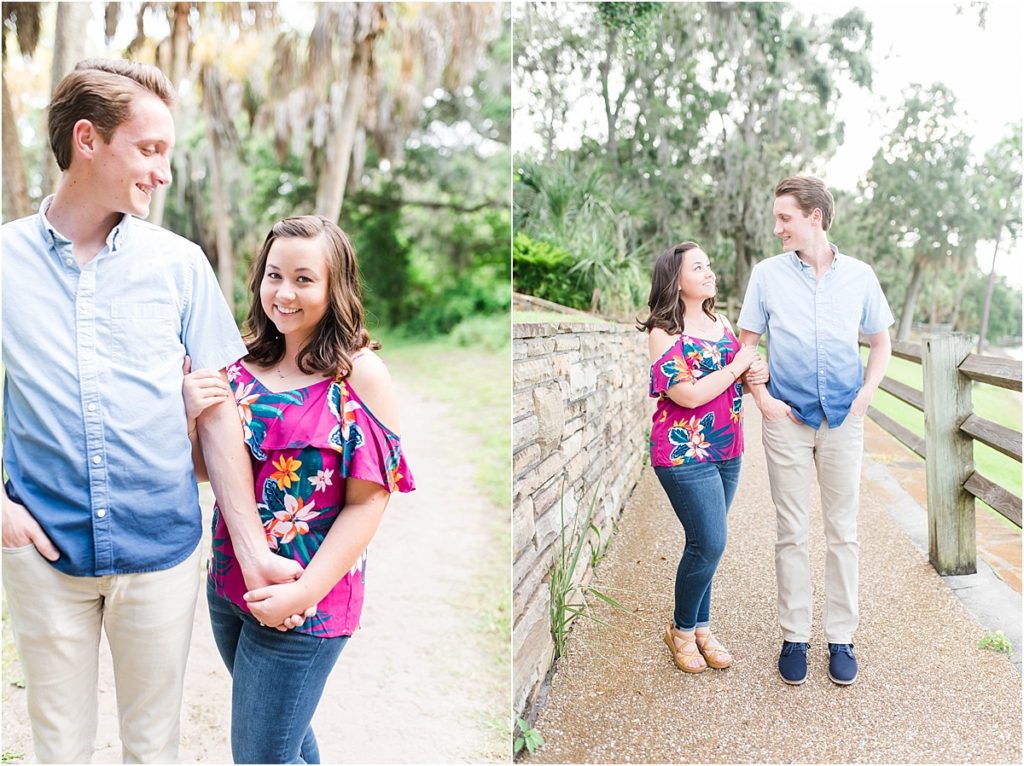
[830,643,854,657]
[782,642,808,655]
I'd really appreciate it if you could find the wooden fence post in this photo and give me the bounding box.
[922,333,976,575]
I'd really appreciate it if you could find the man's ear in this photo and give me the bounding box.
[71,119,100,160]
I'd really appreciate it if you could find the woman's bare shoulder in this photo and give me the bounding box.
[348,350,400,434]
[648,327,677,363]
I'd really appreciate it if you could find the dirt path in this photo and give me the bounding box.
[2,371,509,763]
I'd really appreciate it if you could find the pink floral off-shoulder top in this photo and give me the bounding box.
[649,330,745,467]
[209,360,415,637]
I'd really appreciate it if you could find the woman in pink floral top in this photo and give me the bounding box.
[185,216,413,763]
[638,241,766,676]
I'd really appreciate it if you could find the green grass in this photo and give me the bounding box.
[512,309,609,325]
[865,350,1022,525]
[375,326,511,692]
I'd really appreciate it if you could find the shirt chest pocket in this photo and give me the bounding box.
[812,295,862,346]
[111,302,181,365]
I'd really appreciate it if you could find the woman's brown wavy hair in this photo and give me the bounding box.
[636,241,716,334]
[244,216,379,378]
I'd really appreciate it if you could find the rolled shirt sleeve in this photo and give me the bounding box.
[738,264,768,335]
[181,246,248,371]
[860,266,895,335]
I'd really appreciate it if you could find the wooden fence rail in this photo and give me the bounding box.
[858,333,1022,576]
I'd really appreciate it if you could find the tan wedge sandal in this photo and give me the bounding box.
[694,628,733,669]
[663,624,707,673]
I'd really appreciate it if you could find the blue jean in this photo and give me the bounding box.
[207,580,349,764]
[654,457,742,631]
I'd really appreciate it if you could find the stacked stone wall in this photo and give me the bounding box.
[512,318,654,717]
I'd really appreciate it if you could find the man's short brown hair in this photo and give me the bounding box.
[47,58,175,171]
[774,176,835,231]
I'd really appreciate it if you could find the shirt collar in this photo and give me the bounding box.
[38,194,132,253]
[788,243,841,272]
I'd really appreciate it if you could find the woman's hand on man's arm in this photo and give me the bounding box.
[182,355,232,482]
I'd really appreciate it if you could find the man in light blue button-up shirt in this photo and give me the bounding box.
[2,59,303,763]
[739,176,893,687]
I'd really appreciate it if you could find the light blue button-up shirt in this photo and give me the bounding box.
[738,246,894,429]
[2,197,248,576]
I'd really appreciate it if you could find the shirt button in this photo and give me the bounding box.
[65,258,73,267]
[96,508,107,518]
[87,403,96,412]
[91,455,102,465]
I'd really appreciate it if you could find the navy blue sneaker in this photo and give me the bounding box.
[778,641,809,684]
[828,643,858,685]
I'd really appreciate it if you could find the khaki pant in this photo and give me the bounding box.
[2,545,201,763]
[761,414,864,644]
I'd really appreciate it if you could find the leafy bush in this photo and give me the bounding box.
[403,260,510,337]
[512,233,592,310]
[449,314,510,351]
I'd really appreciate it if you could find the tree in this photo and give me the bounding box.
[971,125,1022,351]
[702,3,874,297]
[1,2,510,339]
[102,1,281,309]
[593,2,661,177]
[862,84,974,341]
[2,1,41,220]
[39,3,91,196]
[513,3,591,162]
[265,3,504,223]
[145,1,193,228]
[513,2,876,310]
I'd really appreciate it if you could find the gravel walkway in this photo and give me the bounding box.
[526,406,1022,764]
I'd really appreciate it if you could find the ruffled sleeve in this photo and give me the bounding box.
[326,379,415,493]
[649,337,699,397]
[231,370,414,493]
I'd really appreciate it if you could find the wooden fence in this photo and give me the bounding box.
[858,333,1022,576]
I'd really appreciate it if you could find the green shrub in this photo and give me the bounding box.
[512,233,592,310]
[449,314,510,350]
[403,261,510,336]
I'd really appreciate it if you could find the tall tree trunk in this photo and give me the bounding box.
[599,24,618,172]
[977,225,1005,353]
[315,43,371,222]
[206,129,234,312]
[950,271,968,331]
[734,225,754,304]
[202,64,234,313]
[41,3,91,196]
[897,257,927,341]
[2,71,31,220]
[928,278,939,329]
[149,2,192,227]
